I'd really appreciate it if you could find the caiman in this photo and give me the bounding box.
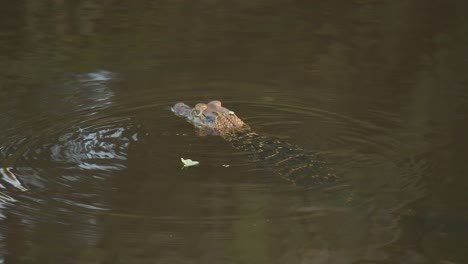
[172,100,338,186]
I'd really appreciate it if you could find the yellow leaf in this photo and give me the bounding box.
[181,158,200,169]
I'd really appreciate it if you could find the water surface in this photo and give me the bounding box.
[1,1,467,263]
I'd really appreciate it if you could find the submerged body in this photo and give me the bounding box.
[172,100,337,186]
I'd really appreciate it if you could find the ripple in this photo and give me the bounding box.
[177,99,430,221]
[163,98,427,196]
[49,123,133,166]
[0,90,429,252]
[0,104,143,218]
[53,198,111,211]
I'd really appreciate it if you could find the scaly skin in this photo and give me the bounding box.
[172,100,337,186]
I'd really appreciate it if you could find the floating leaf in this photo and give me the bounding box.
[181,158,200,169]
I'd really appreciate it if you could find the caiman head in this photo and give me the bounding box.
[172,100,249,136]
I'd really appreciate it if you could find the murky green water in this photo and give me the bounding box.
[1,1,467,263]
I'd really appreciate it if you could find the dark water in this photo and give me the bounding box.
[1,1,468,263]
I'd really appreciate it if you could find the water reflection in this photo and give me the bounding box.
[50,124,132,168]
[0,69,136,222]
[0,168,27,192]
[64,70,117,110]
[0,68,139,262]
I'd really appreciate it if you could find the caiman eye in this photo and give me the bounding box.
[192,108,202,117]
[193,103,207,117]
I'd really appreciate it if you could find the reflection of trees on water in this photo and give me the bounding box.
[0,0,467,263]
